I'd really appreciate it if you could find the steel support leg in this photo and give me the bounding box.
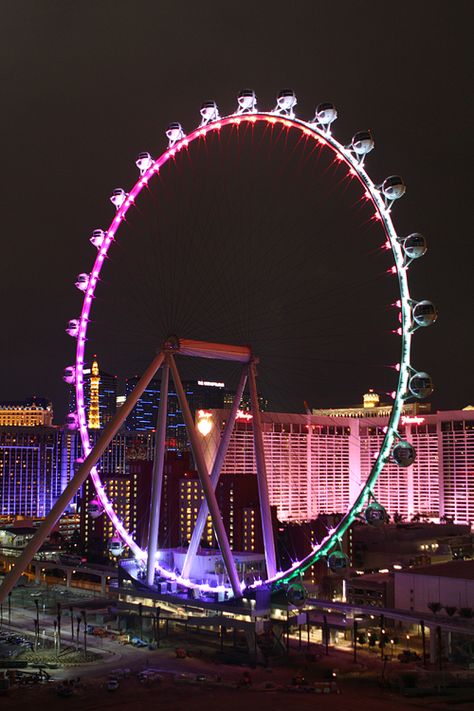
[168,354,242,598]
[0,351,165,603]
[146,360,170,586]
[181,367,248,580]
[248,361,277,578]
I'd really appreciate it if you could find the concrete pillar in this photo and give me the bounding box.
[429,625,437,663]
[66,569,72,588]
[34,566,41,585]
[444,630,451,658]
[101,576,106,596]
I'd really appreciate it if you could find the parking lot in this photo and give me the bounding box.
[0,631,33,659]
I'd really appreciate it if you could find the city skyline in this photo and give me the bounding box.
[0,3,472,420]
[1,3,474,695]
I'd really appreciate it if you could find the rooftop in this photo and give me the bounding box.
[397,559,474,580]
[1,526,36,535]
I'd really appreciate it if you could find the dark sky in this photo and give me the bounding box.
[1,1,473,422]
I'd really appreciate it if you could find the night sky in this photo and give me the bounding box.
[1,1,473,422]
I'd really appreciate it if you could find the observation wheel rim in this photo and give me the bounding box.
[74,110,412,594]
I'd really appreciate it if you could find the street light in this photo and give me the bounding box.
[34,598,40,651]
[76,615,81,652]
[353,619,358,663]
[81,610,87,660]
[57,602,62,655]
[406,633,410,651]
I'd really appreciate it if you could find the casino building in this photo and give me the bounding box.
[0,425,77,517]
[0,397,53,427]
[196,396,474,526]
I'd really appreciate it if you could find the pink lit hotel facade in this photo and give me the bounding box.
[197,405,474,526]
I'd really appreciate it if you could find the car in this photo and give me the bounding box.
[138,671,163,685]
[131,636,148,647]
[107,679,119,691]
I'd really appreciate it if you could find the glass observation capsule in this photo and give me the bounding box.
[392,440,416,467]
[66,413,78,430]
[364,501,387,527]
[66,319,79,337]
[110,188,127,210]
[402,233,427,259]
[352,130,374,156]
[409,371,434,399]
[237,89,257,113]
[108,535,125,556]
[315,102,337,125]
[75,273,89,292]
[413,300,437,327]
[135,152,153,175]
[287,582,308,607]
[88,499,104,519]
[327,550,349,573]
[90,229,105,249]
[63,366,75,384]
[166,122,185,145]
[382,175,406,200]
[276,89,297,112]
[200,101,219,122]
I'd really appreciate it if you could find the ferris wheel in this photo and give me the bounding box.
[61,89,437,600]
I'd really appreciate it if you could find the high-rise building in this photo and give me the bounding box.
[440,416,474,524]
[124,376,161,432]
[87,358,101,429]
[0,397,53,427]
[80,431,154,559]
[0,426,77,517]
[199,410,359,523]
[124,377,237,451]
[312,390,431,418]
[68,358,117,429]
[196,406,474,526]
[157,454,264,553]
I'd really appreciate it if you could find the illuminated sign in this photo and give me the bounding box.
[197,410,213,436]
[197,380,225,388]
[401,415,426,426]
[236,410,253,422]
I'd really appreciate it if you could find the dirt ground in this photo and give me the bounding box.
[5,675,473,711]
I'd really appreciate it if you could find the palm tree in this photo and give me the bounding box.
[444,606,457,617]
[458,607,474,619]
[427,602,442,616]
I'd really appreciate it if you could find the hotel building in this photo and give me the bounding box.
[0,397,53,427]
[0,426,77,517]
[196,399,474,526]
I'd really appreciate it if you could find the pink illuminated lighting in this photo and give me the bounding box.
[74,110,407,594]
[401,415,426,426]
[235,409,253,422]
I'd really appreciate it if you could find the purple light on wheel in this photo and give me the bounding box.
[72,108,415,594]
